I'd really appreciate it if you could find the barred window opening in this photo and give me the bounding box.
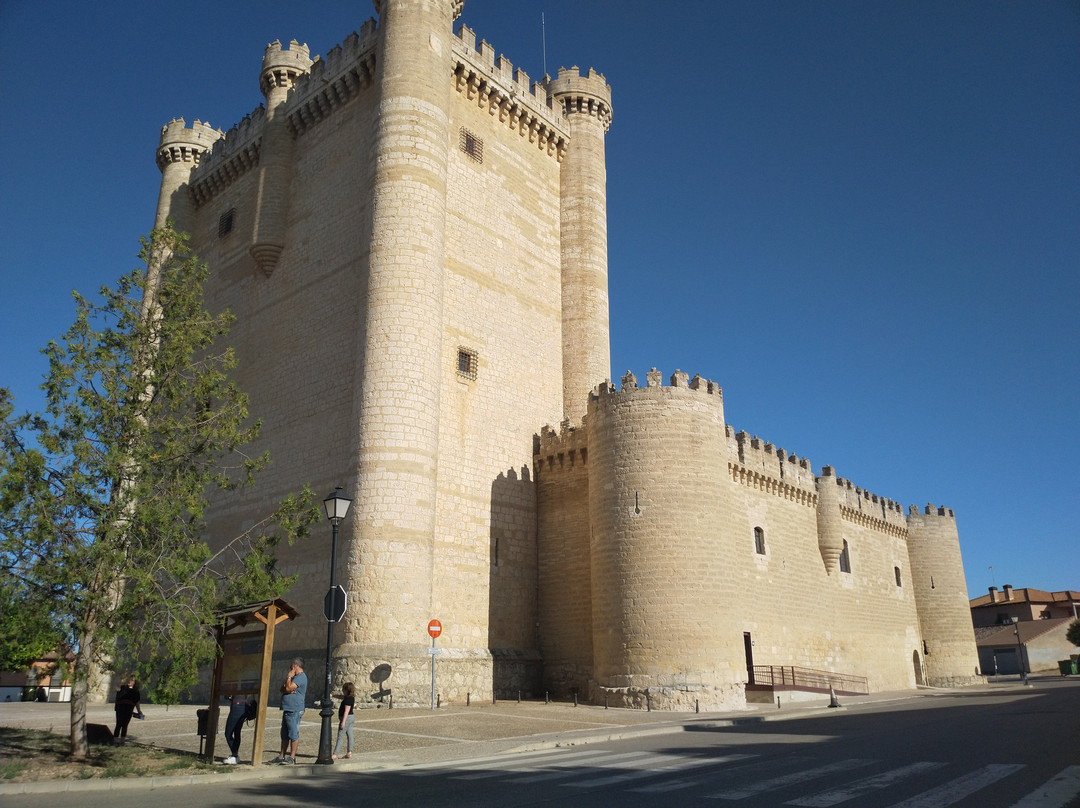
[456,347,478,379]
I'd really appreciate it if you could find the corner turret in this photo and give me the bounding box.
[154,118,224,232]
[250,40,312,277]
[549,66,614,421]
[259,39,313,102]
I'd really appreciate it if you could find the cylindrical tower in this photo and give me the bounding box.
[535,421,593,699]
[587,370,745,710]
[250,40,311,276]
[338,0,461,702]
[549,67,613,421]
[906,504,982,686]
[815,466,846,574]
[154,118,222,233]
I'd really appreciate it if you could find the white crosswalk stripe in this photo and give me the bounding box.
[1009,766,1080,808]
[562,753,755,789]
[628,755,761,793]
[507,750,712,783]
[454,750,651,781]
[883,763,1025,808]
[786,761,946,806]
[400,747,612,775]
[708,758,877,800]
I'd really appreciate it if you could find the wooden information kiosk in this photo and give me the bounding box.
[204,598,298,766]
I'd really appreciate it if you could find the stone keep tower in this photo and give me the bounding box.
[151,0,613,702]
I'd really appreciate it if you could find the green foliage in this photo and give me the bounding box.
[0,226,319,709]
[0,390,65,669]
[1067,619,1080,649]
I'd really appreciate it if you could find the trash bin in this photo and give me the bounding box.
[1058,659,1078,676]
[196,708,209,736]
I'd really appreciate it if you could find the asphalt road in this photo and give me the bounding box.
[7,680,1079,808]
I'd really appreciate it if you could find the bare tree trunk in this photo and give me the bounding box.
[69,631,95,759]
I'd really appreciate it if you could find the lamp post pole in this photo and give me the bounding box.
[1011,616,1026,683]
[316,487,351,765]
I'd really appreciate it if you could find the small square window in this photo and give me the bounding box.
[456,347,478,380]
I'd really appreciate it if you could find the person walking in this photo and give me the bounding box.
[113,676,142,745]
[271,658,306,764]
[331,682,356,759]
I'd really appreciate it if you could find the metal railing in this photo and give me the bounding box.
[749,665,869,695]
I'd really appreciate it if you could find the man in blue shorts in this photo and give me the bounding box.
[272,658,307,764]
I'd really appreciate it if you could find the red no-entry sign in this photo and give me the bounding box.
[427,619,442,638]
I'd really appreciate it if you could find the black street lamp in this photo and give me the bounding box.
[316,486,351,765]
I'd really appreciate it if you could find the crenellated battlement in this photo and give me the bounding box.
[548,66,613,132]
[591,368,723,400]
[731,429,817,494]
[373,0,463,19]
[535,418,588,473]
[156,118,225,172]
[286,21,379,138]
[187,107,266,207]
[452,24,569,160]
[910,503,956,519]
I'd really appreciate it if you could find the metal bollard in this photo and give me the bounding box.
[605,694,609,709]
[573,691,578,707]
[777,696,781,709]
[389,694,393,709]
[545,691,549,704]
[467,692,470,706]
[646,691,651,712]
[517,690,521,703]
[695,699,699,714]
[437,694,441,708]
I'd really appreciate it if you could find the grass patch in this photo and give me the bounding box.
[0,727,222,783]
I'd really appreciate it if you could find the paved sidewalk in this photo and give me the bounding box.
[0,678,1043,795]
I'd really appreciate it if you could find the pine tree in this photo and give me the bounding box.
[0,226,319,756]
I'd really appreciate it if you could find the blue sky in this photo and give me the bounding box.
[1,1,1076,598]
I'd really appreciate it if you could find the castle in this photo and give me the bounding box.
[151,0,981,709]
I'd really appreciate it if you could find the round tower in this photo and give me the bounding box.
[906,504,982,686]
[815,466,846,573]
[250,39,312,276]
[338,0,462,702]
[154,118,223,232]
[587,370,745,710]
[549,67,613,421]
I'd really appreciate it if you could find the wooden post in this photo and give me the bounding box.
[251,601,279,767]
[204,623,226,761]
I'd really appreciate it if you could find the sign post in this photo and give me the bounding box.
[427,619,442,710]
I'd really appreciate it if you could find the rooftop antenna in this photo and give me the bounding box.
[542,12,547,77]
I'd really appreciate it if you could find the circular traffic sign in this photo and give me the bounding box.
[427,619,442,638]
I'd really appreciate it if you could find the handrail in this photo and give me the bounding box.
[749,665,869,694]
